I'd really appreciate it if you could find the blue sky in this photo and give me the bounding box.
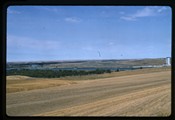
[7,6,172,62]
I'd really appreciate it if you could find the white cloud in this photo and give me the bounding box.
[65,17,81,23]
[43,7,61,13]
[82,46,94,51]
[120,6,168,21]
[33,6,63,14]
[8,9,21,14]
[100,11,111,17]
[7,35,61,51]
[7,36,62,62]
[108,42,115,46]
[157,7,167,13]
[120,16,137,21]
[119,11,125,15]
[134,7,156,17]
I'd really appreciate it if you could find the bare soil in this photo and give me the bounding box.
[6,69,171,116]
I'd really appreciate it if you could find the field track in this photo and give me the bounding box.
[7,71,171,116]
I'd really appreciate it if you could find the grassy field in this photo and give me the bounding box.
[6,76,76,93]
[7,67,171,93]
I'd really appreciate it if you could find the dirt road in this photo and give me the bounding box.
[6,71,171,116]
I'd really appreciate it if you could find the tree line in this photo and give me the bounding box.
[6,69,112,78]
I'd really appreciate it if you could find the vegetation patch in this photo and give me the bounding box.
[7,69,112,78]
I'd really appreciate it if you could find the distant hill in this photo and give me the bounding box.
[7,58,167,70]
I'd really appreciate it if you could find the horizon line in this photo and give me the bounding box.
[6,57,170,63]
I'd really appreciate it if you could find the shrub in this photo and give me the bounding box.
[6,68,111,78]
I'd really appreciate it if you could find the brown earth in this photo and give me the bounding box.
[6,69,171,116]
[6,76,76,93]
[7,67,170,93]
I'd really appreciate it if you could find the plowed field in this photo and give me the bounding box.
[6,69,171,116]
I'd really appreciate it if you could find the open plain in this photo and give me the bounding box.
[6,68,171,116]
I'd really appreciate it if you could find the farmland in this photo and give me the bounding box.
[6,67,171,116]
[7,58,167,70]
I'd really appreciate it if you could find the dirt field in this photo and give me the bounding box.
[6,68,171,116]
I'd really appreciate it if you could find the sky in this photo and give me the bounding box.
[7,6,172,62]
